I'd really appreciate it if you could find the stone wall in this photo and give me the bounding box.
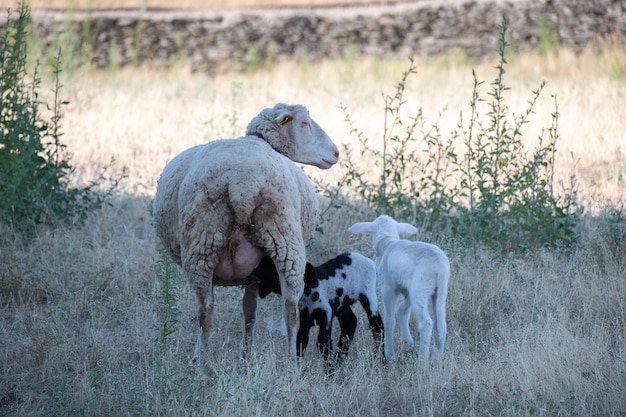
[20,0,626,73]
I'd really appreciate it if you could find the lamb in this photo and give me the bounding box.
[348,215,450,364]
[252,252,384,365]
[153,103,339,375]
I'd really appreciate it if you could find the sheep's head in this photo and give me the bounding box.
[245,103,339,169]
[348,215,417,257]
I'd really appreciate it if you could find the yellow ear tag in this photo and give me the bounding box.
[277,115,292,126]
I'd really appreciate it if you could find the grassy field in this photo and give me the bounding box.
[1,20,626,417]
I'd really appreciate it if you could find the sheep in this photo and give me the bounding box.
[252,252,384,366]
[348,215,450,364]
[153,103,339,375]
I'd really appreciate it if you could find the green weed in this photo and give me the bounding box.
[339,17,582,252]
[153,247,182,354]
[0,3,119,236]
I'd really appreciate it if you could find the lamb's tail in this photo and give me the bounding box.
[432,269,449,359]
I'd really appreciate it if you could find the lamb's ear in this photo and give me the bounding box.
[348,221,377,234]
[396,223,418,235]
[276,113,293,126]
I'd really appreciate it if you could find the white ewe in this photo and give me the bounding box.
[348,215,449,364]
[153,103,339,376]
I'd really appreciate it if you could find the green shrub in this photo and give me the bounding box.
[340,18,581,252]
[0,3,118,235]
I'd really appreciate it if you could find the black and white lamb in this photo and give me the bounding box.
[349,215,450,364]
[253,252,384,364]
[153,103,339,375]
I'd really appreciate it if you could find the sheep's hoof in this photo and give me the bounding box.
[199,371,218,386]
[187,357,217,384]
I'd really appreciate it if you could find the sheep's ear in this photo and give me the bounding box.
[396,223,418,235]
[348,221,376,235]
[276,114,293,126]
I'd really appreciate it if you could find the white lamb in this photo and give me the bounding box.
[153,103,339,375]
[348,215,450,364]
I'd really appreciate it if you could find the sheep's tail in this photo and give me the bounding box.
[228,186,264,227]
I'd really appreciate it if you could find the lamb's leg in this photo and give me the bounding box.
[412,298,433,364]
[296,311,313,357]
[381,287,399,362]
[190,282,216,377]
[242,282,259,359]
[358,293,384,356]
[336,307,357,360]
[432,290,447,362]
[397,296,415,346]
[316,312,333,362]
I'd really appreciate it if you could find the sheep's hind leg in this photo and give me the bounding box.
[282,282,302,370]
[190,283,216,379]
[275,255,305,371]
[242,282,259,359]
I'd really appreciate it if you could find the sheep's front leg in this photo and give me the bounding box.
[242,282,259,359]
[190,282,216,377]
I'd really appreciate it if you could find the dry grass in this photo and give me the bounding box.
[1,46,625,416]
[0,0,391,10]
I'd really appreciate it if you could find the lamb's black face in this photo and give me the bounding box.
[255,257,281,298]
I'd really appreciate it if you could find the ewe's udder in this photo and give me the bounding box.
[214,229,263,281]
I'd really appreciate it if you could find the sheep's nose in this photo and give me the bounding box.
[334,148,340,159]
